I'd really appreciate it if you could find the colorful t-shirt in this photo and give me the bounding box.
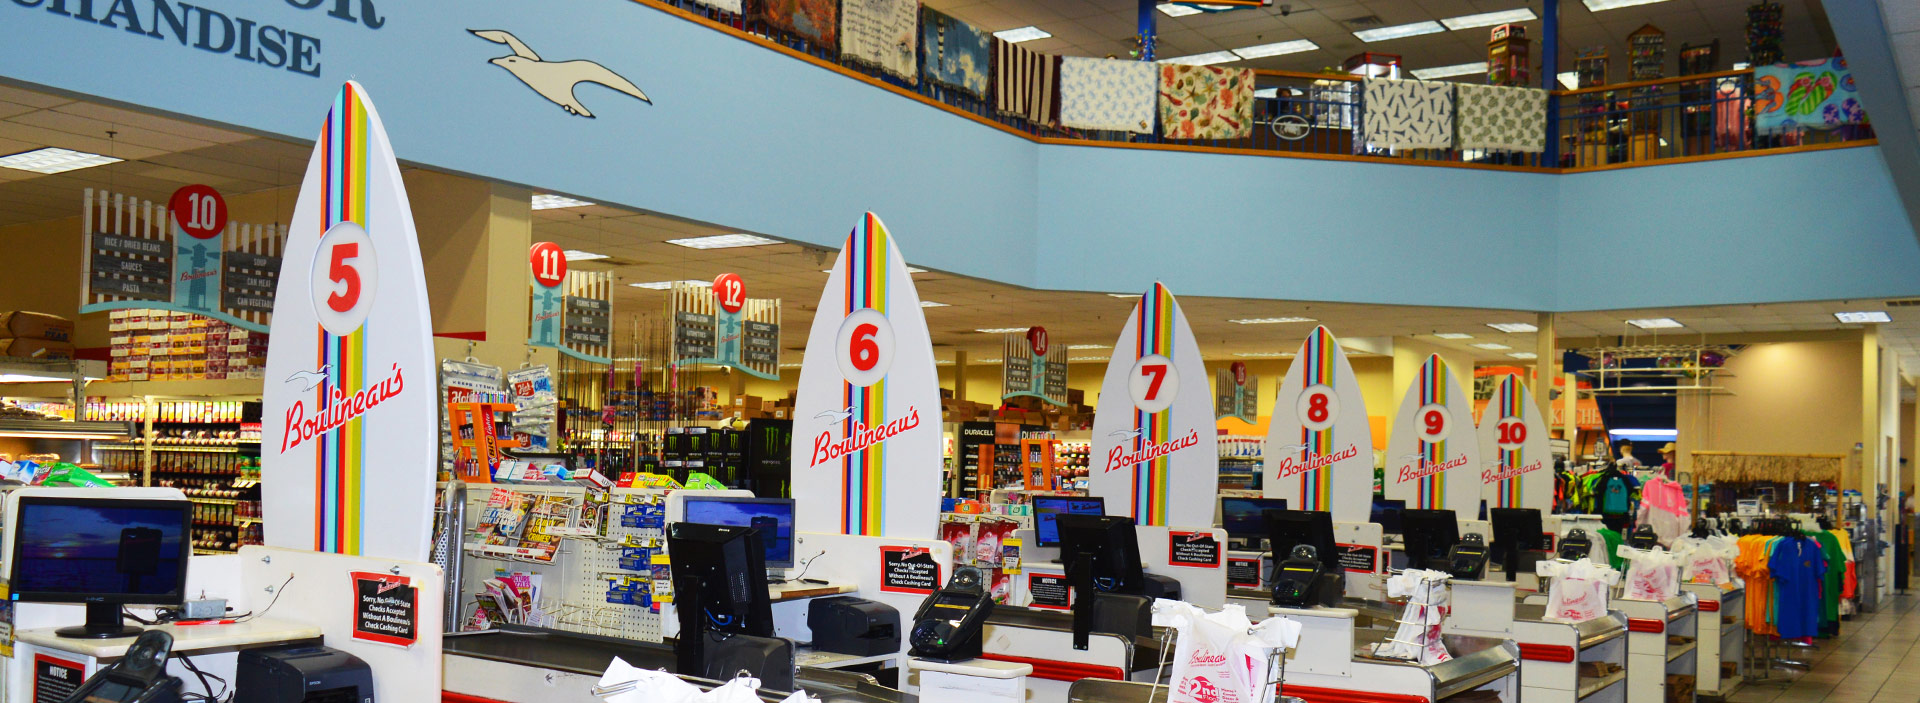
[1811,531,1847,630]
[1767,537,1826,640]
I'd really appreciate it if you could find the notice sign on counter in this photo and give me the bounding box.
[1028,572,1072,610]
[33,654,84,703]
[351,571,418,647]
[880,546,941,594]
[1168,531,1222,567]
[1227,557,1262,588]
[1335,543,1379,574]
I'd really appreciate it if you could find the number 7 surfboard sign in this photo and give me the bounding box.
[1088,283,1219,527]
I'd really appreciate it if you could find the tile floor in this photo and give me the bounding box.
[1725,592,1918,703]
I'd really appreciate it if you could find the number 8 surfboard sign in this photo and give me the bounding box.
[791,213,943,539]
[1264,326,1373,524]
[1089,283,1219,527]
[262,82,438,562]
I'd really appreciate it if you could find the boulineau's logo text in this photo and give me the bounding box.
[1396,454,1468,483]
[1186,649,1228,667]
[1481,460,1544,484]
[282,362,405,452]
[809,407,922,466]
[1105,429,1201,473]
[1273,444,1360,479]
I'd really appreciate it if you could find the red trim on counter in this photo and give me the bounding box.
[444,693,509,703]
[1280,683,1431,703]
[1517,643,1577,662]
[1627,618,1665,633]
[977,653,1126,681]
[1698,600,1721,612]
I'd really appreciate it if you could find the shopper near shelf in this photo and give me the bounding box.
[1657,443,1677,480]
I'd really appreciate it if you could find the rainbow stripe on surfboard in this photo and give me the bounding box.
[1415,356,1448,510]
[840,213,890,535]
[1129,283,1177,525]
[313,83,371,555]
[1293,326,1338,511]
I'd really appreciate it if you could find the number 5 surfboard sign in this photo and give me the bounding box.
[262,81,438,562]
[1264,326,1374,524]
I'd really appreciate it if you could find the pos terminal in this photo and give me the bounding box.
[908,566,996,662]
[59,631,184,703]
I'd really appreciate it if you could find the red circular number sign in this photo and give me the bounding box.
[168,185,227,240]
[1026,326,1049,356]
[1231,361,1248,385]
[713,273,745,313]
[528,242,567,288]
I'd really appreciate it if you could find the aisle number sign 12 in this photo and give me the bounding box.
[1087,282,1219,527]
[261,81,438,563]
[790,213,943,539]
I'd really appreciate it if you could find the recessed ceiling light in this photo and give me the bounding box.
[1108,293,1139,298]
[1353,21,1445,43]
[822,266,927,274]
[1069,356,1109,361]
[1487,322,1537,333]
[976,328,1027,334]
[1233,352,1295,358]
[1410,61,1489,80]
[1158,4,1204,17]
[1439,8,1536,29]
[1508,352,1538,359]
[1434,333,1474,340]
[1557,71,1580,90]
[920,300,949,308]
[993,26,1050,43]
[1472,343,1512,350]
[666,233,780,249]
[562,250,609,261]
[1233,39,1319,59]
[1836,311,1892,323]
[1229,317,1316,325]
[1733,62,1750,70]
[1067,344,1110,350]
[779,362,804,368]
[974,358,1003,364]
[1582,0,1669,9]
[531,194,593,210]
[1254,87,1279,99]
[1627,318,1684,329]
[628,279,708,290]
[1161,50,1242,66]
[0,147,122,174]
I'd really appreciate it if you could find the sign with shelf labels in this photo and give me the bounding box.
[669,275,781,379]
[1001,326,1069,406]
[81,185,286,332]
[1215,362,1258,423]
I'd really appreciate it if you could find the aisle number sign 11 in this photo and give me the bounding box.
[526,242,613,363]
[528,241,567,348]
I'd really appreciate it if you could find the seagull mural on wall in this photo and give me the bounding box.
[468,29,651,118]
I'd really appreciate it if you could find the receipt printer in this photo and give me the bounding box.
[807,597,900,656]
[236,645,374,703]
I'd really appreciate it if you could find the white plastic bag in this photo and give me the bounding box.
[1538,559,1619,623]
[1153,599,1300,703]
[1616,545,1681,601]
[1370,569,1452,665]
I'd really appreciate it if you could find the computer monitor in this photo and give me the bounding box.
[1032,496,1106,548]
[1489,508,1545,580]
[1398,509,1459,569]
[681,496,797,569]
[1054,514,1144,595]
[1370,498,1406,534]
[9,496,193,638]
[1264,510,1339,571]
[1218,497,1287,541]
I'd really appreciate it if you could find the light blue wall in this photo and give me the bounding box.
[0,0,1915,311]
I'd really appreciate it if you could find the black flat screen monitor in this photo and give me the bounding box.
[1054,514,1144,594]
[1219,497,1287,540]
[9,496,192,638]
[1370,498,1407,534]
[682,496,797,569]
[1398,509,1459,567]
[1033,496,1106,548]
[1265,509,1339,571]
[1489,508,1545,577]
[667,522,775,637]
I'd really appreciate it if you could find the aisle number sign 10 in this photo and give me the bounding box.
[169,184,228,240]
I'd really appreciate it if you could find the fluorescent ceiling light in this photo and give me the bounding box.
[1070,356,1109,361]
[1233,39,1319,59]
[562,249,609,262]
[976,327,1027,334]
[993,26,1050,43]
[1508,352,1538,359]
[1608,428,1678,437]
[779,362,804,368]
[1234,352,1295,358]
[1434,333,1474,340]
[919,300,950,308]
[1487,322,1537,333]
[1229,317,1316,325]
[1254,87,1279,99]
[0,373,77,383]
[974,358,1003,364]
[0,147,122,174]
[1836,311,1892,323]
[531,194,593,210]
[1472,343,1512,350]
[1733,62,1750,70]
[1627,318,1684,329]
[1161,51,1242,66]
[666,233,779,249]
[1067,344,1110,350]
[1439,8,1536,30]
[1557,71,1580,90]
[1353,21,1445,43]
[628,279,708,290]
[1158,3,1204,16]
[1411,61,1488,80]
[1581,0,1670,11]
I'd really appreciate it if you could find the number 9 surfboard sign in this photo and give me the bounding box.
[1089,283,1219,527]
[1383,354,1482,514]
[262,82,438,562]
[791,213,943,539]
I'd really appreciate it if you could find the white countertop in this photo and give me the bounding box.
[17,618,322,659]
[768,581,855,602]
[908,657,1033,678]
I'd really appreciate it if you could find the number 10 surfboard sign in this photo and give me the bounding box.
[1089,283,1219,527]
[1264,326,1374,524]
[262,81,438,562]
[1477,374,1551,511]
[790,213,943,539]
[1382,354,1482,515]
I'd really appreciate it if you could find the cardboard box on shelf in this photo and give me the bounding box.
[0,337,75,360]
[0,311,74,342]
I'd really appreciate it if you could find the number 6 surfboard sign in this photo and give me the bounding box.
[1089,283,1219,527]
[262,81,438,562]
[1264,326,1374,524]
[791,213,943,539]
[1383,354,1483,514]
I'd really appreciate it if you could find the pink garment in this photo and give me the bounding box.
[1641,477,1687,514]
[1713,82,1749,150]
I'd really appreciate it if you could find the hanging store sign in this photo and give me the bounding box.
[531,269,612,364]
[1088,282,1219,528]
[1383,354,1483,514]
[668,274,781,379]
[790,213,942,538]
[1214,361,1258,423]
[1477,373,1551,512]
[1001,326,1068,406]
[80,184,287,332]
[262,81,436,562]
[1263,326,1373,523]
